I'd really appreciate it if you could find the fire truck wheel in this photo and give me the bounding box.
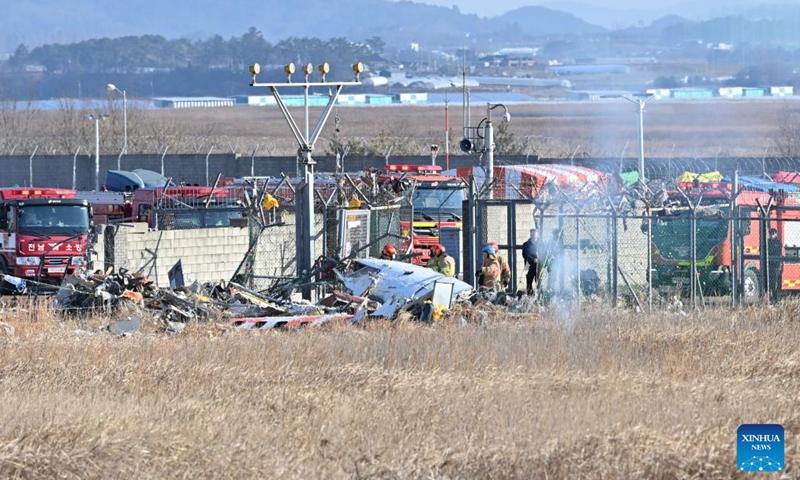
[742,269,760,306]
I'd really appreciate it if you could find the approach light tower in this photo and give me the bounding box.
[248,61,363,299]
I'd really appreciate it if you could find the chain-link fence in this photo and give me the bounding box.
[231,208,309,292]
[153,207,244,230]
[230,173,406,295]
[467,185,800,310]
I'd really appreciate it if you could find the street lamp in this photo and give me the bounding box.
[478,103,510,198]
[107,83,127,154]
[85,113,109,191]
[601,93,655,185]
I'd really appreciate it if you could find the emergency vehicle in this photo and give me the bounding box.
[76,186,245,229]
[0,188,92,285]
[380,165,466,264]
[448,164,608,200]
[649,178,800,304]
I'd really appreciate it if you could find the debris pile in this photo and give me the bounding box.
[47,257,475,334]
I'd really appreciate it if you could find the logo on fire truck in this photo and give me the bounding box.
[26,242,83,253]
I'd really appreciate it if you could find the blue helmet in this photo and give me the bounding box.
[482,245,496,255]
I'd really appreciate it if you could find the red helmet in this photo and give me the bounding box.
[432,244,445,256]
[382,244,397,256]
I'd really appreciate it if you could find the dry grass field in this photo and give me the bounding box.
[8,98,800,158]
[0,301,798,479]
[150,99,795,159]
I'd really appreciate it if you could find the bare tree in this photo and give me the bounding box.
[49,98,92,155]
[773,107,800,156]
[0,90,37,154]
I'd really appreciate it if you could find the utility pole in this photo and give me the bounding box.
[444,97,450,169]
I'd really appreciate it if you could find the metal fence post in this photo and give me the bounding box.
[507,201,516,291]
[558,204,565,293]
[760,207,768,304]
[731,170,739,307]
[575,208,581,310]
[322,203,328,259]
[647,206,653,312]
[28,146,38,187]
[689,206,697,309]
[295,178,312,300]
[464,176,478,287]
[612,210,619,307]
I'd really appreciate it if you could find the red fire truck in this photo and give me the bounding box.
[380,165,466,264]
[0,188,92,285]
[649,177,800,304]
[77,186,244,229]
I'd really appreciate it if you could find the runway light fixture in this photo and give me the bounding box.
[249,63,261,83]
[318,62,330,82]
[302,63,314,79]
[284,62,296,82]
[352,62,364,81]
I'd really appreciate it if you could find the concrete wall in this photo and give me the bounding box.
[104,223,251,287]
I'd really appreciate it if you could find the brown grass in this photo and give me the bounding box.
[5,99,797,158]
[147,100,795,158]
[0,301,798,479]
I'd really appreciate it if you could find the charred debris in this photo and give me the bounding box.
[7,254,480,335]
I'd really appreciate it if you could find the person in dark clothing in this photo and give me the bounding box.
[521,228,540,295]
[767,227,782,302]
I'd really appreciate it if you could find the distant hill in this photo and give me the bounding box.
[0,0,605,54]
[491,6,606,36]
[539,0,790,30]
[647,15,692,32]
[660,14,800,44]
[617,14,694,37]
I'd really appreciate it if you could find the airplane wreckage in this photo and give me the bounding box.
[2,256,476,334]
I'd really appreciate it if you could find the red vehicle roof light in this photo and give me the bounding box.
[385,165,443,173]
[0,188,75,200]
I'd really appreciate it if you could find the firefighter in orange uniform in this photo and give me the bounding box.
[381,244,397,261]
[489,241,511,290]
[480,245,502,291]
[427,244,456,277]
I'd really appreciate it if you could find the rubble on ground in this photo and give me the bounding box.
[38,256,477,334]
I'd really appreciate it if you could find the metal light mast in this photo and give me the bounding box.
[248,61,363,299]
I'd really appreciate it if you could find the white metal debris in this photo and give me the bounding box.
[338,259,473,317]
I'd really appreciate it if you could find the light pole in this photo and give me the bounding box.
[85,114,109,190]
[602,93,654,185]
[444,93,449,169]
[479,103,510,199]
[450,80,471,145]
[107,83,127,154]
[249,61,362,299]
